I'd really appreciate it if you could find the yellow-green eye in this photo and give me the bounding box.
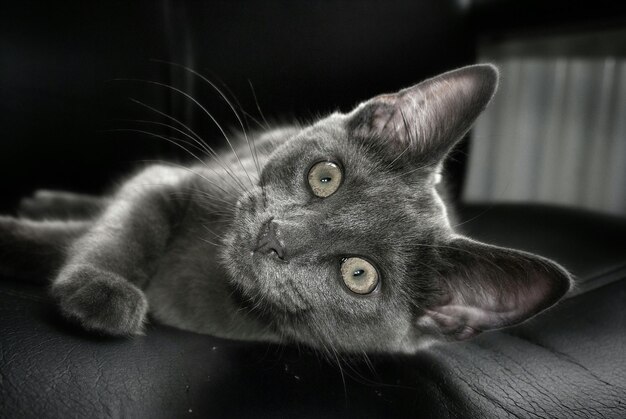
[308,161,342,198]
[340,257,379,295]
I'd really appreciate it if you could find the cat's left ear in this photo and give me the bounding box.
[415,236,573,341]
[347,64,498,163]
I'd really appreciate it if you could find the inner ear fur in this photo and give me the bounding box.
[347,64,499,164]
[416,236,573,341]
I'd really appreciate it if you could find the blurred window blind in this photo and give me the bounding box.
[464,28,626,215]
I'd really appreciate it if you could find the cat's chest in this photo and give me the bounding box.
[143,206,238,328]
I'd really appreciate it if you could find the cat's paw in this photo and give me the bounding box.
[51,265,148,336]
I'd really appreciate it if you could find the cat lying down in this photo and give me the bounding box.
[0,64,572,354]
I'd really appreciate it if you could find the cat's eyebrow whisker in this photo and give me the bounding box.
[148,61,263,185]
[127,98,250,193]
[115,78,255,191]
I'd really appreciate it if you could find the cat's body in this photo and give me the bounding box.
[0,65,572,354]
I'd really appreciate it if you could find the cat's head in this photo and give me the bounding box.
[223,64,572,354]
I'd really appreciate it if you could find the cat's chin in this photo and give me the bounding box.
[224,248,310,314]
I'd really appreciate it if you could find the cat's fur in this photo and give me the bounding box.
[0,65,572,354]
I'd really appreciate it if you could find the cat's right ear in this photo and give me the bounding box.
[415,236,573,341]
[346,64,498,164]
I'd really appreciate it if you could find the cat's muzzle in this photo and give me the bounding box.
[254,218,287,261]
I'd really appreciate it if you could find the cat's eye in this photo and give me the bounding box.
[307,161,343,198]
[340,257,379,295]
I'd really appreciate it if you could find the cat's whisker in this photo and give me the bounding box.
[194,203,237,216]
[453,204,498,229]
[207,217,234,224]
[116,119,250,193]
[153,60,263,183]
[107,128,247,196]
[359,350,377,376]
[248,79,270,130]
[128,97,198,137]
[136,160,240,200]
[413,242,506,274]
[247,79,269,185]
[128,98,250,192]
[112,119,207,155]
[118,122,248,194]
[382,109,414,172]
[196,198,237,211]
[326,343,348,405]
[170,189,237,211]
[180,185,238,204]
[385,160,440,181]
[193,69,268,131]
[115,78,255,191]
[197,236,223,248]
[202,224,228,241]
[106,128,208,167]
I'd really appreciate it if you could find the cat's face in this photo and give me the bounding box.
[225,116,448,353]
[223,65,572,354]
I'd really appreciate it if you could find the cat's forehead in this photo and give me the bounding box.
[273,114,425,179]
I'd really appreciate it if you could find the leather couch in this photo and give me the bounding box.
[2,1,625,417]
[2,204,625,417]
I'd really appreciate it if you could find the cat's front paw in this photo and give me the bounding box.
[51,265,148,336]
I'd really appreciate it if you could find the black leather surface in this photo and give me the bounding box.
[1,204,625,418]
[457,204,626,295]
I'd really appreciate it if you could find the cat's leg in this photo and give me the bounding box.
[19,190,109,220]
[0,216,92,283]
[50,166,192,336]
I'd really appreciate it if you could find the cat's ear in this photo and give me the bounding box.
[415,236,572,341]
[347,64,498,163]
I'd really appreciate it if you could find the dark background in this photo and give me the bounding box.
[3,0,625,213]
[1,0,475,213]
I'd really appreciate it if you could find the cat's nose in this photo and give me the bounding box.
[256,219,286,260]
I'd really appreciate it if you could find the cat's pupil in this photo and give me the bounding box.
[320,177,332,183]
[353,269,364,277]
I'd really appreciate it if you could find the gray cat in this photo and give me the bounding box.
[0,64,572,354]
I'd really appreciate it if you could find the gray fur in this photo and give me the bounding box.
[0,65,572,353]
